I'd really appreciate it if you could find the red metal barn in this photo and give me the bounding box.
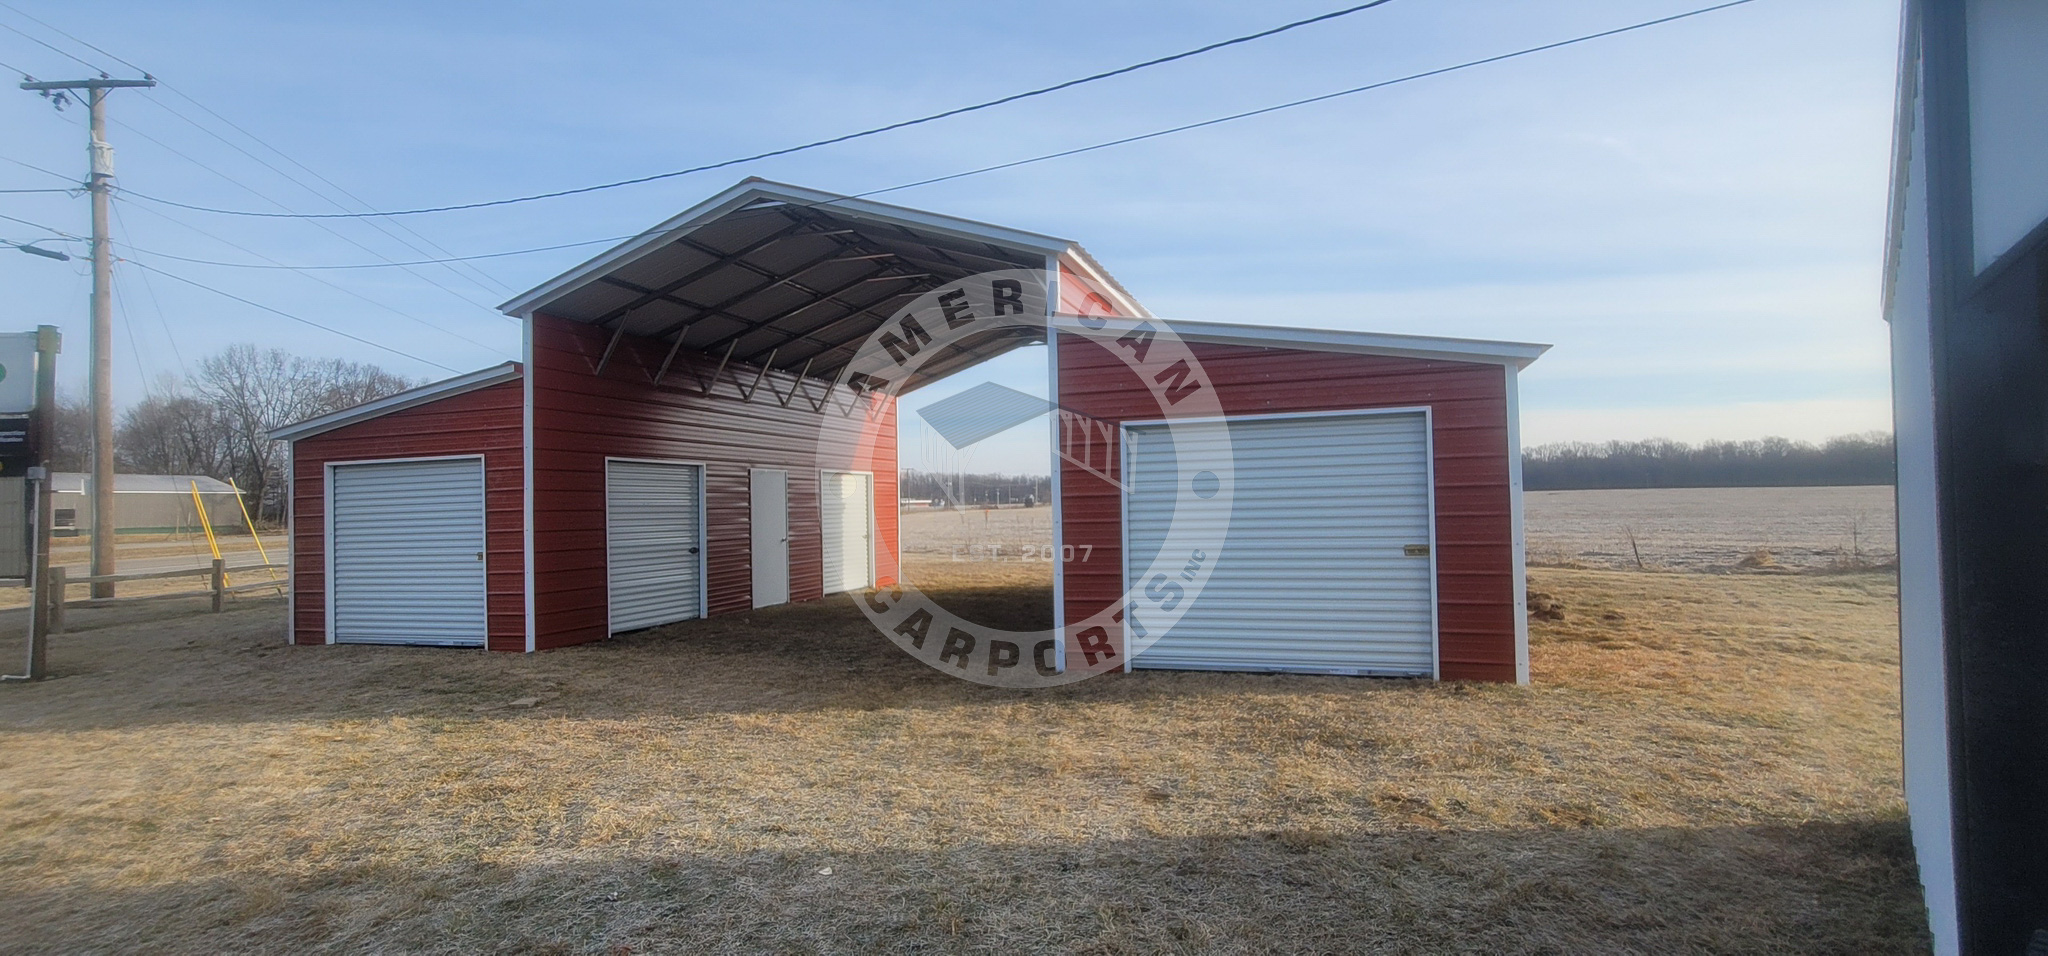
[273,179,1544,681]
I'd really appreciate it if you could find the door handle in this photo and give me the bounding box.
[476,551,485,561]
[688,547,700,554]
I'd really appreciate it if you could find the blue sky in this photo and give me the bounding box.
[0,0,1900,474]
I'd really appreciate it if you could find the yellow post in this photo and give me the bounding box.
[226,478,281,588]
[190,480,227,586]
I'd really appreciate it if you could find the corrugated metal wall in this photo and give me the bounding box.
[290,380,527,651]
[530,314,898,651]
[1056,335,1518,682]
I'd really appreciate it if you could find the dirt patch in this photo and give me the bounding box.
[0,564,1921,953]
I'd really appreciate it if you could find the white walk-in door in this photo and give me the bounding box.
[1125,410,1436,676]
[820,471,873,593]
[329,457,487,646]
[750,468,790,608]
[606,459,704,633]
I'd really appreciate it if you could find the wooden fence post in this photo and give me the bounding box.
[48,565,65,635]
[210,558,225,613]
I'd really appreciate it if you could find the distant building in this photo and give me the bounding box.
[51,473,248,536]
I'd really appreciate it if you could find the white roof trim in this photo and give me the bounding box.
[1059,246,1154,319]
[1052,315,1549,368]
[269,362,522,442]
[498,179,1075,318]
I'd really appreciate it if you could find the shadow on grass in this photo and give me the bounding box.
[8,585,1456,730]
[2,820,1929,955]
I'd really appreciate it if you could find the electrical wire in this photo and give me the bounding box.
[116,205,190,379]
[119,259,459,373]
[0,187,72,193]
[105,116,504,313]
[111,0,1407,219]
[118,233,633,270]
[0,210,82,237]
[826,0,1768,205]
[129,93,515,292]
[85,0,1763,274]
[113,196,515,354]
[0,154,79,183]
[0,19,102,73]
[5,204,461,375]
[3,0,515,294]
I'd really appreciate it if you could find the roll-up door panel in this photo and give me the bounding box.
[607,460,704,633]
[1126,411,1435,676]
[330,457,487,646]
[821,471,872,593]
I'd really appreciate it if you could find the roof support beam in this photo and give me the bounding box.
[639,242,878,344]
[692,267,926,360]
[674,235,929,349]
[651,323,693,386]
[592,217,823,329]
[756,286,934,368]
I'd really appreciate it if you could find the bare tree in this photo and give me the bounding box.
[189,345,412,519]
[47,392,92,472]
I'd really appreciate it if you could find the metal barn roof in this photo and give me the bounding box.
[498,179,1140,392]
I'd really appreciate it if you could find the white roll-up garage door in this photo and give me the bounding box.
[607,459,704,633]
[820,471,873,593]
[329,457,488,646]
[1125,409,1436,676]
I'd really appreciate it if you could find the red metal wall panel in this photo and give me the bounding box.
[1055,335,1518,682]
[530,314,897,651]
[289,380,527,652]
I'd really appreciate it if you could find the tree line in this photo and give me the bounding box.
[48,344,413,522]
[1522,433,1896,490]
[899,469,1051,507]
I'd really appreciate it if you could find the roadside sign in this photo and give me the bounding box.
[0,332,36,415]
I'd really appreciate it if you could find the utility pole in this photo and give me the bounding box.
[21,76,155,597]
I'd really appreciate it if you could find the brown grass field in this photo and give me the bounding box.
[0,559,1923,954]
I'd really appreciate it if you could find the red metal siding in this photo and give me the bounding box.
[289,380,526,652]
[531,313,898,651]
[1056,335,1518,682]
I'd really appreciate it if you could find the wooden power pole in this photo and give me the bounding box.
[20,76,155,597]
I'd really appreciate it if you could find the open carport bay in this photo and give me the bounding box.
[0,562,1923,953]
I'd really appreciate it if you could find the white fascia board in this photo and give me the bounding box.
[497,179,1073,318]
[1052,315,1549,369]
[1059,245,1154,319]
[268,362,522,442]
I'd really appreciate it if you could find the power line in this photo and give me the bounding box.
[112,196,515,353]
[0,20,102,73]
[1,2,514,293]
[0,210,81,237]
[128,93,515,293]
[114,206,189,379]
[842,0,1766,204]
[104,114,504,313]
[0,187,72,193]
[81,0,1763,276]
[112,1,1406,220]
[0,1,144,74]
[0,154,80,183]
[120,259,459,373]
[118,233,634,270]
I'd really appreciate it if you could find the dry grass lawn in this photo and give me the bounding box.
[0,563,1923,954]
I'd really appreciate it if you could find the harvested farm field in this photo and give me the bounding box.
[0,555,1922,954]
[1525,485,1896,572]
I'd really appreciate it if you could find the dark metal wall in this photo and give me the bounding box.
[1915,0,2048,947]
